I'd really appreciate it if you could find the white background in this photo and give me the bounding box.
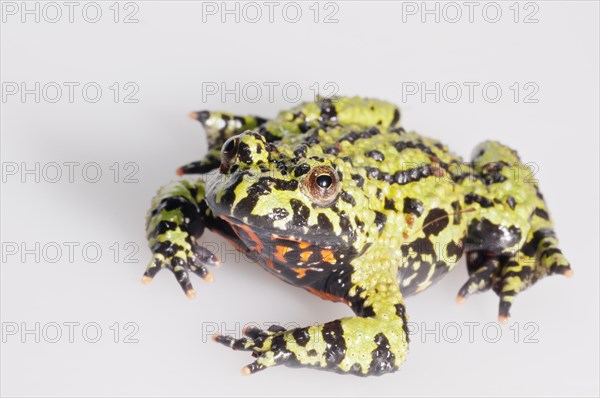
[1,1,599,397]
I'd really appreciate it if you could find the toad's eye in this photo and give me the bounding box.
[302,166,340,207]
[221,136,239,164]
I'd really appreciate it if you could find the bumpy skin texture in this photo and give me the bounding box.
[143,96,571,376]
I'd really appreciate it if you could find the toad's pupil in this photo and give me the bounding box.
[316,174,332,188]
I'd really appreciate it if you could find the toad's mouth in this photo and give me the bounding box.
[219,215,349,269]
[220,214,346,245]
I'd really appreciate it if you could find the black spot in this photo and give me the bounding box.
[362,306,376,317]
[481,162,507,185]
[292,328,310,347]
[294,163,310,177]
[445,240,463,259]
[160,196,194,212]
[391,108,400,126]
[338,130,359,144]
[365,150,384,162]
[291,111,306,121]
[237,142,252,164]
[394,303,407,319]
[315,213,334,233]
[289,199,310,228]
[350,298,376,317]
[365,167,383,180]
[403,198,424,217]
[521,228,555,257]
[354,216,364,229]
[464,193,494,208]
[337,211,355,243]
[304,131,322,147]
[360,127,381,138]
[298,122,311,133]
[506,196,516,210]
[272,178,299,191]
[257,126,278,142]
[341,156,354,165]
[149,220,177,239]
[373,211,387,231]
[394,303,410,343]
[233,178,272,217]
[368,333,398,375]
[393,165,431,185]
[269,208,289,221]
[150,241,184,260]
[540,247,562,259]
[498,266,534,283]
[351,174,365,188]
[319,98,338,124]
[423,208,449,236]
[324,145,340,155]
[338,127,380,145]
[384,198,396,210]
[534,208,550,220]
[322,320,346,366]
[269,334,298,366]
[466,218,522,253]
[293,144,308,158]
[390,127,406,135]
[340,190,356,206]
[401,237,436,257]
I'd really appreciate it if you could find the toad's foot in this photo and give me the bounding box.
[213,317,408,376]
[457,231,572,323]
[143,180,221,297]
[143,238,219,298]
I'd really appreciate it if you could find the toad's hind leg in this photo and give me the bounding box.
[459,141,572,322]
[213,256,409,375]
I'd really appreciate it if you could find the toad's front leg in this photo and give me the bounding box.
[214,265,409,376]
[143,179,243,297]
